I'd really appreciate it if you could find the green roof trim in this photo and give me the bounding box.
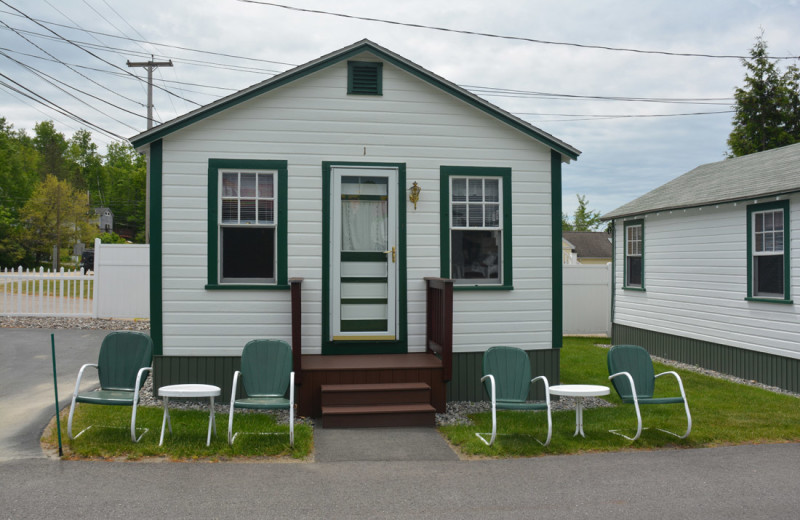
[130,39,579,160]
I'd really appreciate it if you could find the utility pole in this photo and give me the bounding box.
[127,56,172,244]
[126,55,173,129]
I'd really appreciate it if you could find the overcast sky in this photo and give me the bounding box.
[1,0,798,217]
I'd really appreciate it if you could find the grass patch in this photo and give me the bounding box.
[44,404,312,461]
[1,279,94,298]
[440,337,800,458]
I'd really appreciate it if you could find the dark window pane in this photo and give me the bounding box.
[755,255,783,297]
[222,227,274,280]
[258,200,274,224]
[240,199,256,223]
[468,204,483,227]
[627,256,642,287]
[258,174,274,198]
[451,229,500,282]
[221,199,238,223]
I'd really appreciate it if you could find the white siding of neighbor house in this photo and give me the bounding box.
[613,194,800,360]
[157,53,555,356]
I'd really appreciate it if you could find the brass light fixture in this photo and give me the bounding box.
[409,181,421,210]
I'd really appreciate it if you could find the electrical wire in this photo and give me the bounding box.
[237,0,800,60]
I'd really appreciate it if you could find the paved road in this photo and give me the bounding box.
[0,328,108,460]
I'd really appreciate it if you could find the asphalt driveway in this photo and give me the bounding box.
[0,328,110,460]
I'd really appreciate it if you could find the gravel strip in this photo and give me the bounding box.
[0,316,150,331]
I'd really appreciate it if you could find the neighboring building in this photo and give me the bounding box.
[131,40,580,419]
[562,231,612,265]
[92,207,114,233]
[602,143,800,393]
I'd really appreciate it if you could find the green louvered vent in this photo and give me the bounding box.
[348,61,382,95]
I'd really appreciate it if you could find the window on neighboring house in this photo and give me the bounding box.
[624,221,644,289]
[748,201,790,301]
[207,160,288,289]
[440,167,512,289]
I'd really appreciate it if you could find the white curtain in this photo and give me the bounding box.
[342,200,388,251]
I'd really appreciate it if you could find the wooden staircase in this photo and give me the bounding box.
[321,382,436,428]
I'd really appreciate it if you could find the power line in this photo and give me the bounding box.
[237,0,800,60]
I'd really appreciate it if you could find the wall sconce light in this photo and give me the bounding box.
[409,181,421,210]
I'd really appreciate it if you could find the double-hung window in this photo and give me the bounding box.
[624,220,644,289]
[748,201,790,301]
[440,166,512,289]
[207,159,288,289]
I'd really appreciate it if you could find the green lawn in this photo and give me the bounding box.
[1,279,94,298]
[439,337,800,457]
[45,405,311,461]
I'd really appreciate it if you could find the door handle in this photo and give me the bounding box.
[383,246,396,263]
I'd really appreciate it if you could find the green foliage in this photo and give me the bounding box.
[20,175,96,270]
[96,231,127,244]
[104,141,146,242]
[440,337,800,457]
[727,34,800,157]
[33,120,69,180]
[562,194,603,232]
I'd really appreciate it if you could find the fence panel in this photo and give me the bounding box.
[0,266,95,317]
[563,263,611,336]
[94,238,149,319]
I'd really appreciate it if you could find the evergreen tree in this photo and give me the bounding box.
[727,35,800,156]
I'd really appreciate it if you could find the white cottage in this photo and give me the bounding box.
[131,40,580,423]
[603,143,800,393]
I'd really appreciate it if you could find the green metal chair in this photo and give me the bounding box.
[607,344,692,441]
[67,331,153,442]
[228,339,295,447]
[476,346,552,446]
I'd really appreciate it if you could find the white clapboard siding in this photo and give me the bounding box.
[614,196,800,359]
[158,55,555,356]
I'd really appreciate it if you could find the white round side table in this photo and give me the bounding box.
[157,384,221,446]
[549,384,610,437]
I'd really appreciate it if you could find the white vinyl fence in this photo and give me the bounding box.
[0,238,149,319]
[563,263,612,336]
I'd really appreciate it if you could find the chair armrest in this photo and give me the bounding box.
[72,363,99,398]
[289,371,295,406]
[480,374,496,403]
[133,367,152,407]
[655,371,688,400]
[609,371,639,401]
[530,376,551,405]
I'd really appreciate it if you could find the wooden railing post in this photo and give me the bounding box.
[290,278,303,384]
[424,277,453,382]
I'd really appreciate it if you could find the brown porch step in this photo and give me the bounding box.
[321,382,436,428]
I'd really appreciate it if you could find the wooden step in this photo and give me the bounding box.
[322,403,436,428]
[320,382,436,428]
[321,382,431,407]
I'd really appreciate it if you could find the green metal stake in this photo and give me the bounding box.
[51,333,63,457]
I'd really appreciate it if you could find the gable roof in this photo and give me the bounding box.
[602,142,800,220]
[130,39,580,160]
[562,231,612,259]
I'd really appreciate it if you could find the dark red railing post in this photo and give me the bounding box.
[290,278,303,384]
[425,277,453,382]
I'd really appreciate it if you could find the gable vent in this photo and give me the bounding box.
[348,61,382,95]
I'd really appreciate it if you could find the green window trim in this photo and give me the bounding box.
[439,166,513,290]
[347,61,383,95]
[746,200,791,303]
[623,219,645,290]
[149,139,163,356]
[207,159,288,289]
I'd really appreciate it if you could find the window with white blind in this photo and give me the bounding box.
[748,201,790,301]
[624,221,644,289]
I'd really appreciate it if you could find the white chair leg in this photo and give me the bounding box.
[609,371,643,441]
[67,394,78,440]
[228,371,240,445]
[289,372,295,448]
[475,375,497,446]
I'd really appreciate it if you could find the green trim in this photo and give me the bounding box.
[746,200,791,302]
[130,41,579,161]
[341,277,387,284]
[322,161,408,355]
[341,194,387,201]
[610,221,616,327]
[206,159,288,288]
[342,298,388,305]
[439,166,513,291]
[341,319,389,332]
[342,251,387,262]
[623,219,645,290]
[204,284,290,291]
[551,150,562,349]
[149,140,163,356]
[347,61,383,95]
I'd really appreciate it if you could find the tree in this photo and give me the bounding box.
[20,175,96,270]
[0,118,39,267]
[563,194,603,232]
[727,34,800,157]
[104,142,146,242]
[33,121,69,180]
[66,129,105,200]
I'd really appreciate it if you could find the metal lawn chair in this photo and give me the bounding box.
[67,331,153,442]
[228,339,295,447]
[476,346,552,446]
[607,344,692,441]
